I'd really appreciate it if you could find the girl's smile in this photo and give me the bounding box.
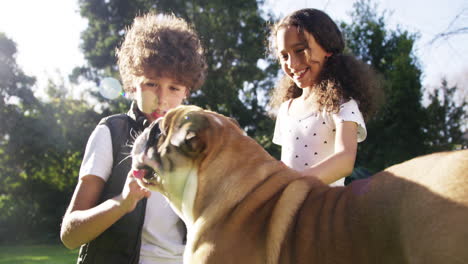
[276,26,331,89]
[292,67,309,80]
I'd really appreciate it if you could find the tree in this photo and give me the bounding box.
[0,33,38,136]
[0,33,37,243]
[341,0,428,172]
[424,79,467,151]
[0,80,102,243]
[0,33,102,243]
[76,0,279,153]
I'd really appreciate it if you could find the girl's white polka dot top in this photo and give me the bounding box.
[273,98,366,183]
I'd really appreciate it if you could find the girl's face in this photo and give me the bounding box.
[134,74,188,121]
[276,26,331,89]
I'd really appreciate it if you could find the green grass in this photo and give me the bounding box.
[0,244,78,264]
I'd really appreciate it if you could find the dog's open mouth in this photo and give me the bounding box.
[133,165,160,186]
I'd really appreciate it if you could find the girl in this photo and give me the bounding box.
[269,8,381,186]
[60,12,207,264]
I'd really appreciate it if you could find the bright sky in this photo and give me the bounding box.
[0,0,86,94]
[0,0,467,98]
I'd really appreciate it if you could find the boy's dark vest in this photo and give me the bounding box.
[77,104,151,264]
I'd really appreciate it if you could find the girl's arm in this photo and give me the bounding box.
[300,121,358,184]
[60,173,151,249]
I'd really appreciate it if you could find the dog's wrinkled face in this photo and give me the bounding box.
[131,105,245,224]
[131,105,209,222]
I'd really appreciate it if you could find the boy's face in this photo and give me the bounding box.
[134,74,188,121]
[276,26,331,89]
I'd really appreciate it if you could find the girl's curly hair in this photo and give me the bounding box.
[268,8,383,121]
[117,12,207,94]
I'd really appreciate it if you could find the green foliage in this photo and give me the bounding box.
[0,95,101,243]
[341,0,466,173]
[0,34,102,243]
[424,79,467,151]
[341,0,427,171]
[0,33,38,137]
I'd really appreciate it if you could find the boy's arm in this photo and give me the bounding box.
[300,121,358,184]
[60,173,150,249]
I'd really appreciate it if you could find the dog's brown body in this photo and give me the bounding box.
[132,105,468,264]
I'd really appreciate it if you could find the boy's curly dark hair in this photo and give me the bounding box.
[117,12,207,94]
[268,8,383,121]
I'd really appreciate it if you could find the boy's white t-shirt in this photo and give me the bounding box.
[273,99,367,186]
[79,125,185,264]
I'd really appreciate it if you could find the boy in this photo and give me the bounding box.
[60,12,207,264]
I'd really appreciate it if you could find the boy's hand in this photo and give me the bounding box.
[118,171,151,213]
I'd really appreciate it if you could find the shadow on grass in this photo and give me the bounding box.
[0,244,78,264]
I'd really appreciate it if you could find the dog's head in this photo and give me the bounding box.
[131,105,245,224]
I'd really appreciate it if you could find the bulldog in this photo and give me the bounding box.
[131,105,468,264]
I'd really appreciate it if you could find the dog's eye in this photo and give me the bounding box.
[182,131,198,151]
[179,134,204,157]
[184,138,195,151]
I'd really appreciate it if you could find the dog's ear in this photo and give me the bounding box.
[170,112,207,155]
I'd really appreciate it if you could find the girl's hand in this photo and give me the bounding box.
[118,171,151,213]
